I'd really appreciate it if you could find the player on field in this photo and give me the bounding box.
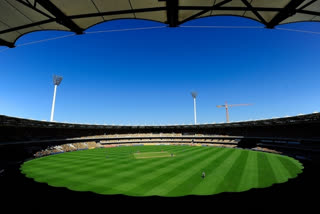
[202,171,205,179]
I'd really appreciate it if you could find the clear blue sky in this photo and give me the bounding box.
[1,16,320,125]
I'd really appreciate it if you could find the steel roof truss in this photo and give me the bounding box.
[297,0,317,10]
[159,0,179,27]
[35,0,84,34]
[179,0,232,25]
[267,0,307,29]
[15,0,53,19]
[241,0,268,26]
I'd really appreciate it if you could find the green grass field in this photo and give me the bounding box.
[20,145,303,197]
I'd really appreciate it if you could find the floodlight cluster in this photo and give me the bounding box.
[53,75,63,86]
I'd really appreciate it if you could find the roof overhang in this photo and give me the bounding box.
[1,0,320,48]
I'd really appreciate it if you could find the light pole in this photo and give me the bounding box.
[50,75,63,122]
[191,91,198,124]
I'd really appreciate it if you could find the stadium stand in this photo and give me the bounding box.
[1,113,320,162]
[1,112,320,212]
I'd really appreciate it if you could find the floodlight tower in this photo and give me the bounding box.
[191,91,198,124]
[50,75,63,122]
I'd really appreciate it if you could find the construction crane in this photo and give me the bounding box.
[217,101,253,123]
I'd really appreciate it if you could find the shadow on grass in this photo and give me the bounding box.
[0,159,317,213]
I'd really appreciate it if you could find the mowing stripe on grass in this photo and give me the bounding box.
[96,146,203,177]
[21,146,303,197]
[94,157,180,194]
[141,148,233,196]
[165,148,238,196]
[101,146,214,195]
[124,147,224,196]
[68,147,205,194]
[257,152,277,188]
[267,154,292,184]
[277,156,303,178]
[191,149,241,195]
[236,150,259,192]
[214,150,249,193]
[70,146,207,194]
[22,146,182,176]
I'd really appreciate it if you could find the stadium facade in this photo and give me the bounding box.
[1,112,320,166]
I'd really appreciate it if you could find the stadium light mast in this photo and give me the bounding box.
[50,75,63,122]
[191,91,198,124]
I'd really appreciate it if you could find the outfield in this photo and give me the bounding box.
[20,145,303,197]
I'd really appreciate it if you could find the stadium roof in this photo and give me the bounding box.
[1,112,320,129]
[1,0,320,48]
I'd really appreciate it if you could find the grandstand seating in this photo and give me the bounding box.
[1,113,320,162]
[32,133,281,158]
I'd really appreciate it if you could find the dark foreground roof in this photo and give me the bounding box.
[1,0,320,47]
